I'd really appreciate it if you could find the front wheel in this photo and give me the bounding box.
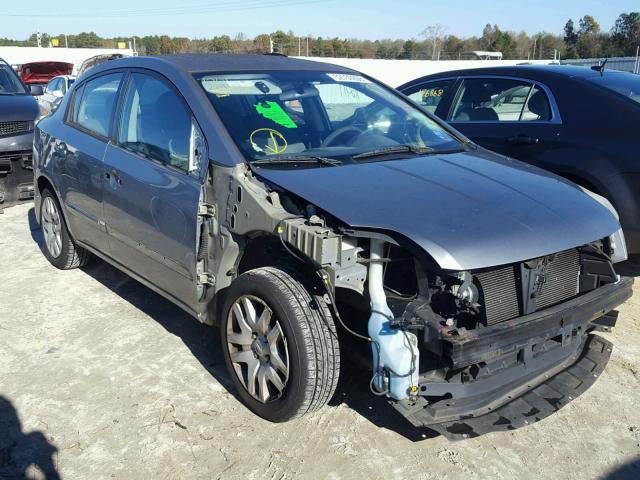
[220,267,340,422]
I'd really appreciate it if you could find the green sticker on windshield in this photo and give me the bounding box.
[254,101,297,129]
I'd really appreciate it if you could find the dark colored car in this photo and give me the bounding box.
[398,65,640,255]
[33,54,632,439]
[0,58,40,206]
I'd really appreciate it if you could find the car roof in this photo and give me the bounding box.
[88,53,356,76]
[398,64,617,88]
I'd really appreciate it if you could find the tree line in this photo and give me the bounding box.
[1,12,638,60]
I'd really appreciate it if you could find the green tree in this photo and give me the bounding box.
[611,12,640,55]
[563,19,579,58]
[578,15,600,35]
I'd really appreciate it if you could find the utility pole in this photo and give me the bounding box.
[64,34,68,48]
[298,37,301,56]
[306,36,309,56]
[635,46,639,74]
[532,38,536,60]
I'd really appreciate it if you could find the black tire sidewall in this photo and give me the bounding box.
[220,269,317,422]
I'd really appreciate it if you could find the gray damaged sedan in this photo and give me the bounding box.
[33,54,633,438]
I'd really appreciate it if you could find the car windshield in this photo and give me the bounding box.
[0,63,27,95]
[193,70,462,164]
[585,72,640,106]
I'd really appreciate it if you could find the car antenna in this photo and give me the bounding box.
[591,58,608,76]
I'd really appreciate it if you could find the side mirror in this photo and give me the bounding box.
[29,85,44,96]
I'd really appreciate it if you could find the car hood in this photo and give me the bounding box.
[255,150,621,270]
[0,94,39,122]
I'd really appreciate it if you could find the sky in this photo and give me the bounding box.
[1,0,638,40]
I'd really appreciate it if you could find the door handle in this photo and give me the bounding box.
[507,135,540,145]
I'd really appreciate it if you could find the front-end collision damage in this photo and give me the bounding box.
[199,162,633,437]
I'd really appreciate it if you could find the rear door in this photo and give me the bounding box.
[57,71,124,251]
[446,77,562,163]
[102,70,204,307]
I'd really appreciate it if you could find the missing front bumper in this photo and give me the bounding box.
[426,334,612,440]
[390,277,633,439]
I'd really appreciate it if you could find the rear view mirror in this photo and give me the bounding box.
[30,85,44,96]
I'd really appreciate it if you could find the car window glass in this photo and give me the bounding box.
[316,83,374,123]
[452,78,542,122]
[195,71,461,163]
[521,85,551,121]
[74,73,122,137]
[405,79,455,115]
[47,78,60,93]
[118,73,192,172]
[0,63,27,94]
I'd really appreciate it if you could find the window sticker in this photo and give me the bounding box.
[326,73,371,84]
[254,101,298,129]
[250,128,288,154]
[421,88,444,99]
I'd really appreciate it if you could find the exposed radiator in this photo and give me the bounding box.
[534,249,580,310]
[474,249,581,326]
[475,265,520,326]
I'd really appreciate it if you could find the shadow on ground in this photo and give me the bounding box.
[602,457,640,480]
[0,396,60,480]
[28,208,434,441]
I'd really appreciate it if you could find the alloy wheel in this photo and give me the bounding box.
[42,196,63,258]
[226,295,290,403]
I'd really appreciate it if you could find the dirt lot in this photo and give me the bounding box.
[1,202,639,480]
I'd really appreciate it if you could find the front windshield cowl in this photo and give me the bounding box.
[193,69,462,166]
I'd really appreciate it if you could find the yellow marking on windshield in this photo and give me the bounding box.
[250,128,288,155]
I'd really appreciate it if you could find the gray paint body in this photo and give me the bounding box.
[256,149,621,271]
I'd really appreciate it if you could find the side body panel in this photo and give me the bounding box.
[101,143,201,306]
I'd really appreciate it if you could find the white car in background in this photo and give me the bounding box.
[38,75,76,118]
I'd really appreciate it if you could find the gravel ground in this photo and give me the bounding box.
[1,202,639,480]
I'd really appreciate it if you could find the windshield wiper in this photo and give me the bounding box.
[0,92,16,95]
[352,144,434,160]
[251,155,342,167]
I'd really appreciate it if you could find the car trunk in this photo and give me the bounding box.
[20,62,73,85]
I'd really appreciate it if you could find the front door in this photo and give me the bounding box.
[102,71,203,307]
[447,77,562,165]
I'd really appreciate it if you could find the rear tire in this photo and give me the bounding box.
[40,188,90,270]
[220,266,340,422]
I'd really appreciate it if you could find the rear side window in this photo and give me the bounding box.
[118,73,193,171]
[71,73,123,137]
[404,79,455,115]
[451,78,551,122]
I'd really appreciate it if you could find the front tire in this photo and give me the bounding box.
[40,188,90,270]
[221,267,340,422]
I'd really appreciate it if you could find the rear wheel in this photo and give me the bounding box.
[220,266,340,422]
[40,188,90,270]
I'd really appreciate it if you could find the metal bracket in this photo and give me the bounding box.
[197,273,216,286]
[198,203,216,217]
